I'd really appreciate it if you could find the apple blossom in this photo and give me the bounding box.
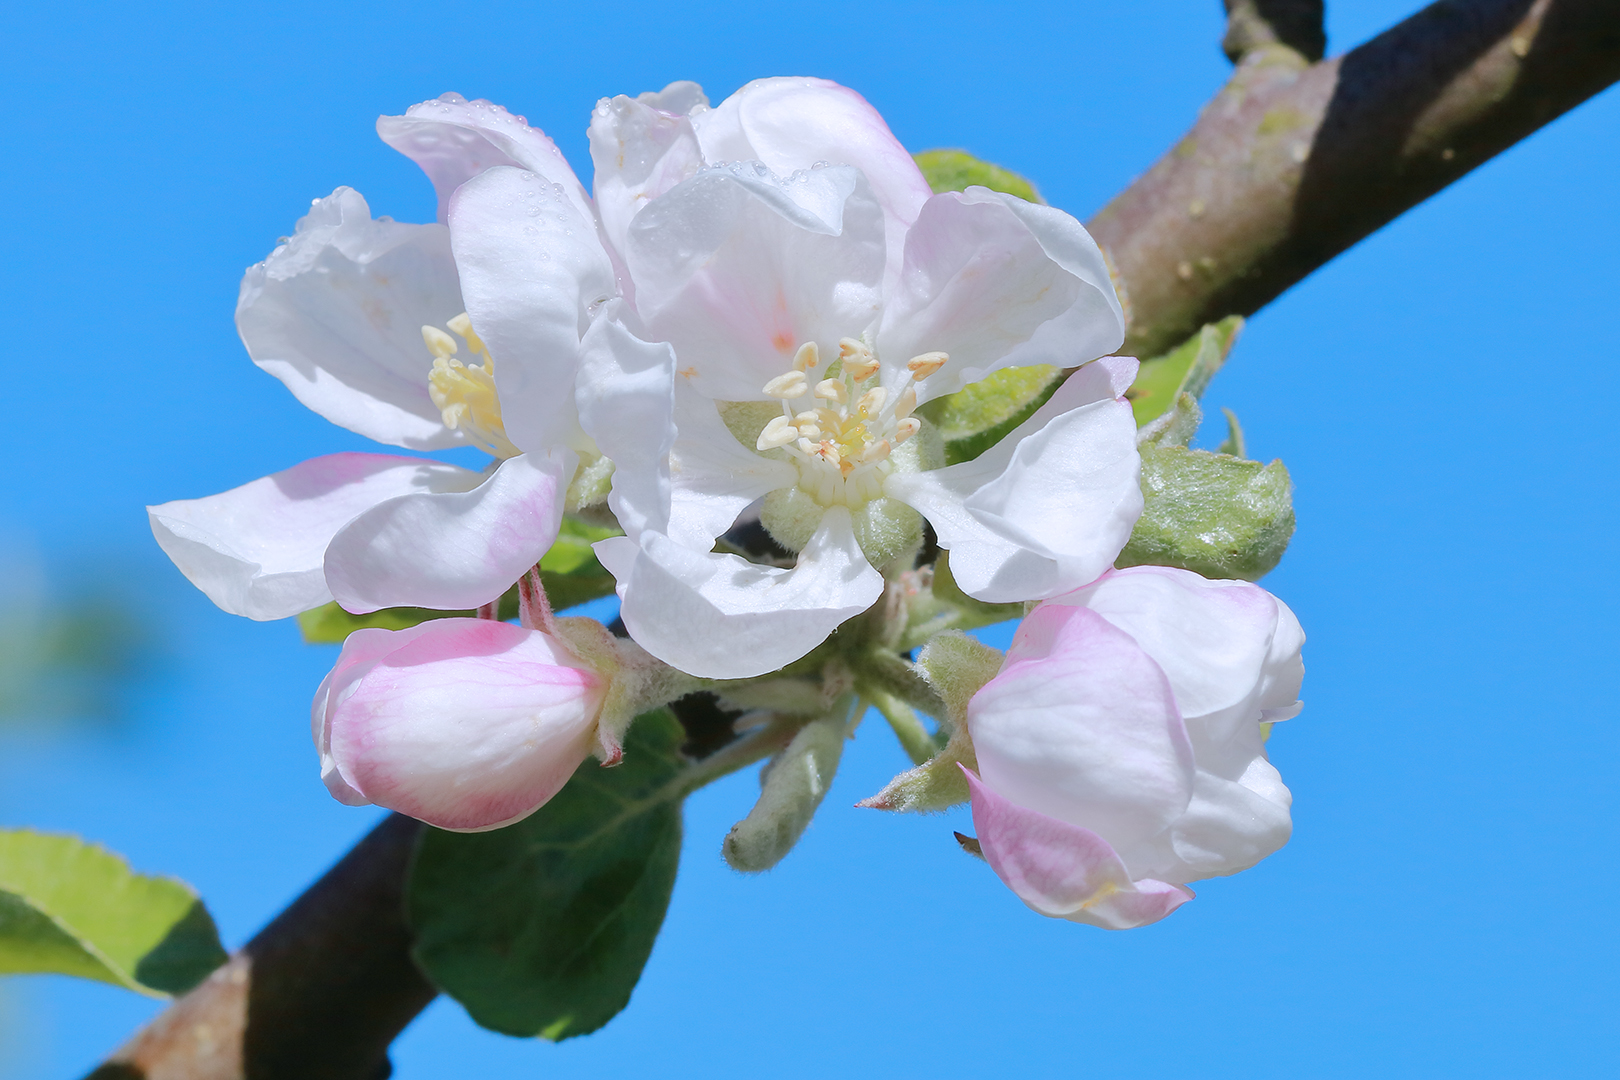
[579,122,1139,678]
[965,565,1304,929]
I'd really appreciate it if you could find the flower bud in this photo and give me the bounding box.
[314,618,606,832]
[964,565,1303,928]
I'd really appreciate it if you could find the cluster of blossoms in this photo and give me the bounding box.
[149,77,1304,929]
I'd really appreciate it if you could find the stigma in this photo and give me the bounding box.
[424,313,520,458]
[756,337,933,507]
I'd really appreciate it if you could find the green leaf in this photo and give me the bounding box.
[1116,446,1295,581]
[918,365,1063,465]
[914,149,1043,203]
[298,516,621,644]
[408,709,686,1039]
[1128,316,1244,428]
[0,830,227,997]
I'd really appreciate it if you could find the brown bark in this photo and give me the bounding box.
[87,815,433,1080]
[89,0,1620,1074]
[1091,0,1620,361]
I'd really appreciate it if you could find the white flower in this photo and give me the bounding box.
[576,80,1139,679]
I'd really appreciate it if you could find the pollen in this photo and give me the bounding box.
[425,313,520,458]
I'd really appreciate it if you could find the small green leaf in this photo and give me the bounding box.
[408,710,685,1039]
[914,149,1043,203]
[1116,446,1295,581]
[298,517,621,644]
[1128,316,1244,427]
[0,830,227,997]
[918,365,1063,465]
[1216,407,1247,458]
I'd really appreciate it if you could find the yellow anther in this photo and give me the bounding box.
[428,350,519,459]
[422,324,459,359]
[856,386,887,417]
[794,410,821,424]
[893,385,918,420]
[895,417,921,443]
[446,312,488,357]
[796,423,823,439]
[844,357,881,382]
[907,351,948,379]
[793,341,820,372]
[757,415,800,450]
[837,337,869,359]
[763,371,809,399]
[797,436,816,455]
[814,379,847,403]
[860,438,892,464]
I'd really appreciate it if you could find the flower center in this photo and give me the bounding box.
[424,314,520,459]
[755,337,941,508]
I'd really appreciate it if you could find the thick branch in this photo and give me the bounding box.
[1092,0,1620,360]
[88,815,434,1080]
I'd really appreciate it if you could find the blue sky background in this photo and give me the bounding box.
[3,0,1616,1075]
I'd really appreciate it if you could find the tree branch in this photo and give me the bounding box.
[89,0,1620,1072]
[1091,0,1620,361]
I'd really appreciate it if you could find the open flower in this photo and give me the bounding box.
[578,85,1137,679]
[315,617,606,831]
[965,565,1304,929]
[149,94,620,619]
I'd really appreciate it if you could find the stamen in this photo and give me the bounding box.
[814,379,848,403]
[757,415,800,450]
[446,312,488,356]
[894,385,918,420]
[907,351,948,379]
[763,371,809,398]
[860,439,891,464]
[422,325,458,359]
[895,417,921,443]
[844,357,881,382]
[856,387,887,417]
[793,341,820,372]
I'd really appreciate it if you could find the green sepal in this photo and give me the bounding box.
[0,829,227,997]
[1117,446,1295,581]
[407,709,685,1040]
[918,365,1063,465]
[723,707,848,873]
[297,517,621,644]
[914,149,1043,203]
[1128,316,1244,428]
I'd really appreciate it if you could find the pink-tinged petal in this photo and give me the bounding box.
[625,162,885,402]
[878,189,1125,403]
[966,769,1193,930]
[324,450,573,614]
[448,165,618,457]
[377,93,596,230]
[320,619,604,831]
[694,77,932,287]
[589,89,707,265]
[970,606,1194,851]
[1051,566,1303,743]
[237,188,467,449]
[149,453,480,621]
[884,360,1141,603]
[604,507,883,679]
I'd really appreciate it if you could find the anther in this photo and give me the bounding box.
[860,438,892,464]
[844,357,881,382]
[838,337,871,360]
[445,312,488,356]
[814,379,848,403]
[763,371,809,398]
[907,351,948,379]
[757,415,800,450]
[895,417,921,443]
[856,387,887,417]
[894,385,918,419]
[422,325,459,359]
[793,341,820,372]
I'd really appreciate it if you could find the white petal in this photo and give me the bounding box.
[626,162,885,402]
[588,92,706,266]
[878,189,1125,402]
[237,188,465,449]
[324,450,573,613]
[1126,751,1294,885]
[667,385,798,550]
[885,360,1141,603]
[449,165,619,456]
[149,452,480,620]
[377,93,596,230]
[576,306,677,541]
[693,77,932,288]
[971,604,1196,853]
[606,507,883,679]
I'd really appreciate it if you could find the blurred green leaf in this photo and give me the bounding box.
[408,710,685,1039]
[1117,446,1295,581]
[1128,316,1244,427]
[298,517,621,644]
[914,149,1043,203]
[0,830,226,997]
[918,365,1063,465]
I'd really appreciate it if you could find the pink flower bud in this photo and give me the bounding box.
[313,618,606,832]
[965,565,1304,928]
